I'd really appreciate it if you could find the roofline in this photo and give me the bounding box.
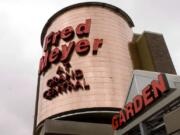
[40,2,134,46]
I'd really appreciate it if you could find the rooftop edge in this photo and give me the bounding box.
[40,2,134,46]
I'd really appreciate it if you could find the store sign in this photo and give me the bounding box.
[39,19,103,75]
[112,73,170,130]
[43,62,90,100]
[39,19,103,100]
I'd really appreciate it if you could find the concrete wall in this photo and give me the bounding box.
[40,120,113,135]
[164,107,180,134]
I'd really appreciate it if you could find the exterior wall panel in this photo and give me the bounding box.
[37,5,133,125]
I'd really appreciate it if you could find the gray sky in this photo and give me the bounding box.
[0,0,179,134]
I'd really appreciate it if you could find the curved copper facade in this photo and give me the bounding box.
[36,2,134,126]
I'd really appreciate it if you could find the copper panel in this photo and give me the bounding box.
[37,6,133,125]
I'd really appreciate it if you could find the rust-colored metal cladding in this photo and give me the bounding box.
[36,2,134,128]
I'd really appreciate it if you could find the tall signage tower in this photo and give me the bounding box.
[34,2,178,135]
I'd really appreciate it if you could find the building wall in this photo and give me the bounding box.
[164,107,180,135]
[37,5,134,125]
[129,32,176,74]
[40,120,113,135]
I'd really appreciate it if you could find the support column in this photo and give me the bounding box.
[139,122,149,135]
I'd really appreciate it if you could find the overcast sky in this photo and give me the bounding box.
[0,0,179,135]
